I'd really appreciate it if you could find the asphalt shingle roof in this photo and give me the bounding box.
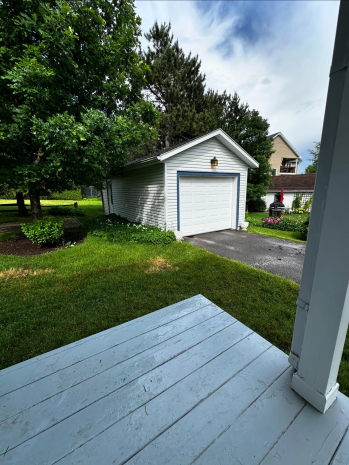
[268,174,316,191]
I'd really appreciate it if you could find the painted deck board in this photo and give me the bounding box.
[1,295,349,465]
[1,303,225,421]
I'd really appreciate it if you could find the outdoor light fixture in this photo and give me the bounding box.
[211,157,218,167]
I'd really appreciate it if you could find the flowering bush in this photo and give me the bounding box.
[262,217,281,225]
[261,216,306,232]
[87,215,176,244]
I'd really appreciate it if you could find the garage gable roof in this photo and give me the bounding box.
[126,129,259,169]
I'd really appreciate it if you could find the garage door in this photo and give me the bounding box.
[179,176,235,236]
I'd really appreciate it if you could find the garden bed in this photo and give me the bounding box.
[0,230,85,256]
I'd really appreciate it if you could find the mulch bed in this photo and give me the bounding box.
[0,231,86,256]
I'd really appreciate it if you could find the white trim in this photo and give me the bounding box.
[292,374,339,413]
[164,163,168,227]
[290,1,349,413]
[158,129,259,169]
[270,132,302,159]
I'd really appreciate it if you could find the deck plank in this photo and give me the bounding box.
[192,367,306,465]
[0,311,235,455]
[0,321,253,464]
[1,295,349,465]
[58,333,271,465]
[331,425,349,464]
[261,393,349,465]
[127,346,289,465]
[1,303,224,421]
[0,295,210,394]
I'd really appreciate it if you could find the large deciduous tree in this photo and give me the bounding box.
[0,0,159,218]
[141,22,272,204]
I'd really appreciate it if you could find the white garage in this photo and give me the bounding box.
[102,129,259,238]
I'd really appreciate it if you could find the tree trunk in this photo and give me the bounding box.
[165,133,170,148]
[16,192,28,217]
[28,190,43,220]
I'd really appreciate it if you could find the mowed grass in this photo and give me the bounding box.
[247,212,309,222]
[0,199,103,224]
[247,225,306,243]
[1,234,349,396]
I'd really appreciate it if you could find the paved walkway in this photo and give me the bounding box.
[185,229,305,283]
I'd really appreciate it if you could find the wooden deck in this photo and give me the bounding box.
[1,295,349,464]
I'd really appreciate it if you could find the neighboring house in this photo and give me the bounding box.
[102,129,259,237]
[268,132,302,175]
[262,173,316,210]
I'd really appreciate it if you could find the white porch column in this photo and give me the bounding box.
[291,0,349,413]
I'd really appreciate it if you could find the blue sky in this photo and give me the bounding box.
[136,0,340,172]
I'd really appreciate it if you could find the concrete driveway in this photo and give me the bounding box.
[184,229,305,283]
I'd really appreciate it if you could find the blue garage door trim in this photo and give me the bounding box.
[177,172,241,232]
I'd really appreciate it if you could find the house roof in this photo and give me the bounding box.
[126,129,259,169]
[268,174,316,192]
[268,132,302,160]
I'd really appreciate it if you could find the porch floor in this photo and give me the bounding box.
[1,295,349,465]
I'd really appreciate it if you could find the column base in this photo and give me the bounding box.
[291,373,339,413]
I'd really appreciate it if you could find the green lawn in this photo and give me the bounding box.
[246,211,308,243]
[247,225,306,243]
[1,203,348,396]
[0,198,103,224]
[1,232,349,396]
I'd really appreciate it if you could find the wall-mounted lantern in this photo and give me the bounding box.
[211,157,218,167]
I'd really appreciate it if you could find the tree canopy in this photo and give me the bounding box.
[305,141,320,173]
[0,0,159,218]
[140,22,272,203]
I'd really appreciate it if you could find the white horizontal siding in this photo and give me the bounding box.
[165,138,249,233]
[262,192,313,211]
[261,193,275,211]
[110,164,165,226]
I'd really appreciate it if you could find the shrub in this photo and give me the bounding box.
[247,198,267,212]
[292,196,302,211]
[87,215,176,245]
[47,206,86,216]
[21,220,64,245]
[0,184,16,199]
[299,219,310,241]
[36,189,83,200]
[245,216,263,227]
[261,216,307,232]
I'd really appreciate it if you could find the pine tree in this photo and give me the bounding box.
[141,22,272,202]
[142,22,206,148]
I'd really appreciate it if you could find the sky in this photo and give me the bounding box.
[135,0,340,173]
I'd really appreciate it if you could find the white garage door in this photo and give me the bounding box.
[179,176,235,236]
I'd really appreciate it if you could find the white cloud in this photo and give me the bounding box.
[136,0,340,171]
